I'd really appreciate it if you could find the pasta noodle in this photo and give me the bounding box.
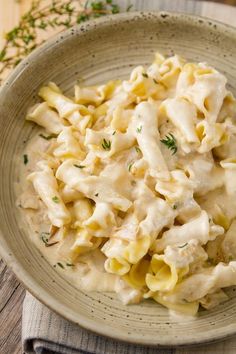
[20,53,236,315]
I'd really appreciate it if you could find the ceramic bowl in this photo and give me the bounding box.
[1,12,236,346]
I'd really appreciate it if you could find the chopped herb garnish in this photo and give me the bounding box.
[57,262,65,269]
[46,241,59,247]
[112,131,116,135]
[66,262,74,267]
[52,196,59,203]
[39,133,56,140]
[128,162,134,172]
[101,138,111,150]
[23,154,28,165]
[173,204,178,210]
[136,126,142,133]
[160,133,177,155]
[74,164,85,169]
[95,193,99,197]
[41,234,49,245]
[178,243,188,248]
[135,146,141,153]
[153,78,158,84]
[142,73,148,78]
[41,232,59,247]
[229,256,234,261]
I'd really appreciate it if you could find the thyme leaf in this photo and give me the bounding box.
[74,164,85,169]
[52,196,59,203]
[136,126,142,134]
[56,262,65,269]
[101,138,111,150]
[160,133,177,155]
[39,133,56,140]
[178,243,188,248]
[128,162,134,172]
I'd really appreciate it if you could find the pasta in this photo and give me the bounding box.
[19,53,236,316]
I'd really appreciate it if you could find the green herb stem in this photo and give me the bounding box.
[0,0,122,84]
[160,133,177,155]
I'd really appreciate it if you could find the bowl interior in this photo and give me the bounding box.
[1,12,236,346]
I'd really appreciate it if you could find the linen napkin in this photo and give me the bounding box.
[22,0,236,353]
[23,292,174,354]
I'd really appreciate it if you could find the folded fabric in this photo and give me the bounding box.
[22,293,173,354]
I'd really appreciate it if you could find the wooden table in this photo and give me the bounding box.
[1,1,236,353]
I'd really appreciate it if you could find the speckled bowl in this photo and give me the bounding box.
[1,12,236,347]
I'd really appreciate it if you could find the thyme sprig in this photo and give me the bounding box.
[101,138,111,150]
[0,0,121,84]
[160,133,178,155]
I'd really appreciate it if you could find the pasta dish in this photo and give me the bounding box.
[18,53,236,316]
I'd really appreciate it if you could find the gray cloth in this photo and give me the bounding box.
[23,293,173,354]
[21,1,225,353]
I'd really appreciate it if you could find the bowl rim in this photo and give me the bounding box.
[1,10,236,347]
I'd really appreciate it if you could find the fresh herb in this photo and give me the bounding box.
[41,232,59,247]
[57,262,65,269]
[95,193,99,197]
[41,233,49,245]
[126,4,133,11]
[39,133,56,140]
[23,154,28,164]
[142,73,148,78]
[160,133,177,155]
[111,4,119,13]
[153,78,158,84]
[41,233,59,247]
[74,164,85,169]
[173,204,178,210]
[229,255,234,262]
[128,162,134,172]
[0,0,122,84]
[101,138,111,150]
[112,131,116,135]
[47,241,59,247]
[66,262,74,267]
[135,146,141,153]
[52,196,59,203]
[178,243,188,248]
[136,126,142,133]
[91,1,104,10]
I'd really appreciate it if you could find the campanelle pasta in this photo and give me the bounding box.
[19,53,236,316]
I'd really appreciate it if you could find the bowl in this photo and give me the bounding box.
[1,12,236,347]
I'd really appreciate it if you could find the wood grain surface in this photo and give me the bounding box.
[1,1,236,353]
[0,260,25,354]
